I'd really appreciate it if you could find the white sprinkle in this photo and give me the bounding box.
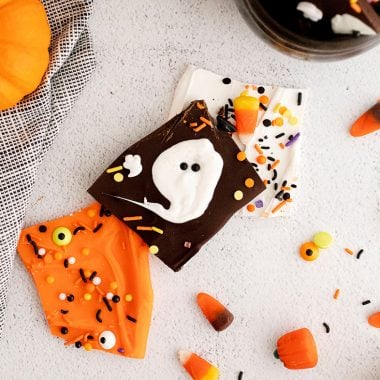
[106,292,113,300]
[58,293,66,301]
[296,2,323,22]
[68,256,76,265]
[38,248,46,256]
[92,276,101,286]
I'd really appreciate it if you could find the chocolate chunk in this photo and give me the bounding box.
[88,100,265,271]
[212,309,235,332]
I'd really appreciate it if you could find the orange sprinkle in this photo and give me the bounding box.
[279,106,287,115]
[259,95,269,104]
[263,179,268,186]
[281,186,291,191]
[350,3,361,12]
[333,289,340,299]
[270,160,280,170]
[136,226,153,231]
[196,102,205,109]
[244,84,249,89]
[246,204,255,212]
[251,85,257,90]
[275,117,284,126]
[237,151,246,161]
[189,122,198,127]
[279,143,285,149]
[244,178,255,188]
[271,200,288,214]
[193,123,207,132]
[254,144,263,154]
[256,155,266,165]
[199,117,212,126]
[344,248,354,255]
[123,216,143,221]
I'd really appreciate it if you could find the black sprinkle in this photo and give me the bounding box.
[267,180,271,184]
[238,371,244,380]
[38,225,47,233]
[26,234,32,242]
[275,190,284,200]
[228,98,233,107]
[356,249,364,259]
[258,138,264,143]
[64,259,69,268]
[87,335,94,340]
[112,295,121,303]
[291,184,297,188]
[283,192,291,200]
[96,309,103,323]
[79,268,87,283]
[267,156,275,162]
[275,133,285,139]
[274,183,278,191]
[259,103,267,111]
[103,297,112,312]
[93,223,103,233]
[267,164,271,171]
[104,210,112,217]
[67,294,74,302]
[30,240,40,257]
[251,163,258,168]
[230,114,236,120]
[216,115,236,133]
[282,180,287,186]
[60,309,69,314]
[126,315,137,323]
[288,134,293,140]
[263,119,271,127]
[264,135,268,139]
[272,170,278,181]
[224,104,229,118]
[228,107,234,112]
[222,77,231,84]
[61,327,68,335]
[323,323,330,333]
[297,92,302,106]
[99,205,105,217]
[75,342,82,348]
[362,300,371,305]
[89,271,97,281]
[260,146,270,149]
[73,226,85,235]
[257,86,265,94]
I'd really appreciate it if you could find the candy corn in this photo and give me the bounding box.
[350,101,380,137]
[233,91,259,145]
[197,292,234,332]
[178,351,219,380]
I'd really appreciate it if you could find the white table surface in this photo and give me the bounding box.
[1,1,380,379]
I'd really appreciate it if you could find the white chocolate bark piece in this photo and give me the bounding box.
[169,66,308,218]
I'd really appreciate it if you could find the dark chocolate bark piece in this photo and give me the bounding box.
[88,100,265,271]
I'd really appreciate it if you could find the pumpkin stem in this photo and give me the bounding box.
[273,349,279,359]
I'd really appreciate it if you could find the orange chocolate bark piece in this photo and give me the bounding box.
[17,203,153,358]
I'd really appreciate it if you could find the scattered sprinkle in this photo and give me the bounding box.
[263,119,272,127]
[234,190,244,201]
[149,245,159,254]
[356,249,364,259]
[237,151,246,161]
[344,248,354,255]
[125,294,133,302]
[254,144,263,154]
[93,223,103,233]
[297,92,302,106]
[285,132,300,147]
[126,315,137,323]
[275,133,285,139]
[333,289,340,300]
[323,323,330,333]
[184,241,192,249]
[96,309,102,323]
[106,166,123,174]
[200,116,212,126]
[151,226,164,234]
[244,178,255,188]
[222,77,231,84]
[196,102,205,109]
[102,297,112,312]
[362,300,371,305]
[122,216,143,221]
[193,123,207,132]
[238,371,244,380]
[113,173,124,182]
[270,160,280,170]
[73,226,85,235]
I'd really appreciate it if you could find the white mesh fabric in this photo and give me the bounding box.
[0,0,95,337]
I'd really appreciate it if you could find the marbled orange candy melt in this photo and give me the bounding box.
[17,203,153,358]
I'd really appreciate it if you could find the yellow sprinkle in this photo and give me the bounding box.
[110,281,118,290]
[289,116,298,125]
[283,110,291,118]
[149,245,159,255]
[84,293,92,301]
[82,248,90,256]
[106,165,123,174]
[273,103,281,113]
[87,209,96,218]
[125,294,133,302]
[123,216,143,221]
[113,173,124,182]
[83,343,93,351]
[54,252,63,260]
[234,190,243,201]
[152,226,164,234]
[46,276,55,284]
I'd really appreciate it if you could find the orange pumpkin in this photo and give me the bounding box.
[0,0,51,110]
[274,328,318,370]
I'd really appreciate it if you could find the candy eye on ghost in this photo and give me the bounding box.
[52,227,72,246]
[180,162,188,170]
[179,162,201,172]
[99,330,116,350]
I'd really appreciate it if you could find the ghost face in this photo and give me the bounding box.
[151,139,224,223]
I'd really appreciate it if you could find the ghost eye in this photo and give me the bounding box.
[191,163,200,172]
[98,330,116,350]
[52,227,72,246]
[180,162,188,170]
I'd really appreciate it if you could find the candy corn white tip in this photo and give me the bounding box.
[178,350,192,364]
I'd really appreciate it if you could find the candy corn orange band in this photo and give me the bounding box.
[179,351,219,380]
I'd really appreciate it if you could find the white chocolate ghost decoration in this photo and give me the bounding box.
[113,139,223,224]
[123,154,143,177]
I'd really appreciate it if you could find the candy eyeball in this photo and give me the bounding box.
[300,242,320,261]
[52,227,72,246]
[98,331,116,350]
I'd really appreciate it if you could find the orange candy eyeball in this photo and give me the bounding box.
[300,242,320,261]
